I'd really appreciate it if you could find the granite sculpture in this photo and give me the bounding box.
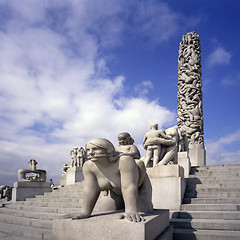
[18,159,47,182]
[0,186,12,200]
[143,123,176,167]
[115,132,140,159]
[177,31,204,147]
[62,163,70,173]
[70,147,86,168]
[62,138,153,222]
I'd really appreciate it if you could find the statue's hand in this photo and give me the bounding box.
[61,213,90,220]
[119,212,145,222]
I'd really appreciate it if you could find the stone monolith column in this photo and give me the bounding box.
[177,31,206,166]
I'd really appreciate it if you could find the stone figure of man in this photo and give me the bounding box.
[62,138,153,222]
[143,123,174,167]
[70,148,78,167]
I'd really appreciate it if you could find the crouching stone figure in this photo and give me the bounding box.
[62,138,153,222]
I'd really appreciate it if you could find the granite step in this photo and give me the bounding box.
[193,187,240,193]
[171,218,240,231]
[0,207,62,220]
[181,203,240,211]
[185,191,240,198]
[25,197,82,203]
[193,185,240,191]
[188,172,240,178]
[183,197,240,204]
[173,164,240,239]
[36,192,82,198]
[4,203,82,214]
[173,228,240,240]
[190,164,240,171]
[186,178,240,184]
[176,210,240,220]
[14,201,82,208]
[0,221,51,240]
[0,232,40,240]
[0,213,52,229]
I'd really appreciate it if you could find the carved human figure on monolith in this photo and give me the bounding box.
[115,132,140,159]
[17,159,47,182]
[143,123,175,167]
[62,138,153,222]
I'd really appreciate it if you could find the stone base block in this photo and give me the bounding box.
[147,164,184,178]
[65,167,84,185]
[177,152,191,178]
[189,144,206,167]
[12,181,51,203]
[52,209,171,240]
[60,174,66,186]
[147,165,185,210]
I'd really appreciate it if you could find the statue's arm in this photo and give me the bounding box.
[156,137,176,146]
[123,145,140,159]
[159,130,172,140]
[131,145,141,159]
[79,164,101,217]
[119,156,143,222]
[62,162,100,219]
[142,135,148,149]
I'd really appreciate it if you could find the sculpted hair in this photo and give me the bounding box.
[86,138,119,162]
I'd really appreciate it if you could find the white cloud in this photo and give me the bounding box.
[221,73,240,86]
[206,129,240,165]
[133,1,180,44]
[0,1,177,186]
[207,47,232,67]
[134,81,153,97]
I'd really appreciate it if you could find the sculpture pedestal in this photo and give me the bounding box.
[12,181,51,203]
[188,144,206,167]
[65,167,84,185]
[177,152,191,178]
[147,165,185,210]
[52,209,172,240]
[60,174,66,186]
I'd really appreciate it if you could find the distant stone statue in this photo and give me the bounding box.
[76,147,86,167]
[70,148,78,167]
[62,138,153,222]
[143,123,175,167]
[0,186,12,201]
[18,159,47,182]
[157,125,179,165]
[62,164,70,174]
[70,147,86,167]
[115,132,140,159]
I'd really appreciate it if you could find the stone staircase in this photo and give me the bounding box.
[171,164,240,240]
[0,182,84,240]
[1,164,240,239]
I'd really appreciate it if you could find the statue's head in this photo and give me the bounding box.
[28,159,38,171]
[150,123,158,130]
[118,132,134,145]
[85,138,117,162]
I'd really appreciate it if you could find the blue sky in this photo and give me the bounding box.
[0,0,240,186]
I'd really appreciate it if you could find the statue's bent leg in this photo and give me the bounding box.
[158,145,177,165]
[137,175,153,213]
